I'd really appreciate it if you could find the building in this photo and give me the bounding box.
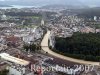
[41,19,45,26]
[0,53,30,66]
[94,16,97,21]
[80,26,95,33]
[23,27,43,44]
[4,35,21,47]
[49,31,55,48]
[0,53,35,75]
[0,61,8,71]
[1,14,7,20]
[23,34,35,44]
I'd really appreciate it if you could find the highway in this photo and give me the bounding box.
[41,31,100,66]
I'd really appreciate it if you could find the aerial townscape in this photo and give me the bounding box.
[0,0,100,75]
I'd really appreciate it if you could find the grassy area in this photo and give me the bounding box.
[17,25,37,28]
[94,24,100,29]
[32,16,40,19]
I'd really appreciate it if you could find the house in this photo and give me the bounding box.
[80,26,95,33]
[4,35,21,47]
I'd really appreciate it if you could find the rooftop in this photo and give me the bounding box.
[0,53,30,66]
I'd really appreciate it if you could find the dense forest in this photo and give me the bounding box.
[62,7,100,19]
[54,32,100,61]
[0,69,9,75]
[5,12,41,17]
[77,7,100,18]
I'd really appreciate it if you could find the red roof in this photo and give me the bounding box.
[5,36,20,43]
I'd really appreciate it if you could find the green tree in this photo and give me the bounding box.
[54,32,100,61]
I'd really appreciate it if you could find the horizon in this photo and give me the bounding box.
[0,0,100,7]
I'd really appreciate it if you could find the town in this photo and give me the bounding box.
[0,2,100,75]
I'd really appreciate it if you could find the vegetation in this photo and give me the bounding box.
[77,7,100,19]
[17,25,37,29]
[23,27,47,52]
[54,32,100,61]
[23,43,41,52]
[56,71,68,75]
[0,69,9,75]
[5,12,41,17]
[32,16,41,19]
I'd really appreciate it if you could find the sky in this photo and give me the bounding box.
[0,0,99,2]
[80,0,100,6]
[0,0,100,7]
[0,0,94,1]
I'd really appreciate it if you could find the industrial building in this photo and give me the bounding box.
[0,53,35,75]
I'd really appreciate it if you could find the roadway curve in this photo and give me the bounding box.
[41,31,100,66]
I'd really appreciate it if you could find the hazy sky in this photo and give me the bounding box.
[0,0,99,3]
[80,0,100,7]
[0,0,100,7]
[0,0,99,2]
[0,0,94,1]
[80,0,100,4]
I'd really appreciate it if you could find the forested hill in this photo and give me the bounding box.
[77,7,100,18]
[0,5,12,7]
[54,32,100,61]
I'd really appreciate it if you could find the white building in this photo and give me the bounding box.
[23,34,35,44]
[0,53,30,66]
[94,16,97,21]
[34,27,43,39]
[49,31,55,48]
[23,27,43,44]
[0,53,34,75]
[1,14,7,20]
[72,27,79,32]
[9,66,34,75]
[41,19,45,26]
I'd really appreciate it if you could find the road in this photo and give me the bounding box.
[41,31,100,66]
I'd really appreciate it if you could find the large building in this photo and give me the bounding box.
[0,53,35,75]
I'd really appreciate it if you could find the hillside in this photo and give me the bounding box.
[54,32,100,61]
[41,4,87,9]
[0,5,12,7]
[0,0,86,8]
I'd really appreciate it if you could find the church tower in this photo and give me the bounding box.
[41,19,45,26]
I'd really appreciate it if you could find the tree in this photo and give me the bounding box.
[0,69,9,75]
[54,32,100,61]
[23,44,29,51]
[23,43,41,52]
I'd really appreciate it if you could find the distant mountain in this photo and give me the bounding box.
[0,5,12,7]
[80,0,100,7]
[41,4,88,9]
[77,7,100,18]
[0,0,87,8]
